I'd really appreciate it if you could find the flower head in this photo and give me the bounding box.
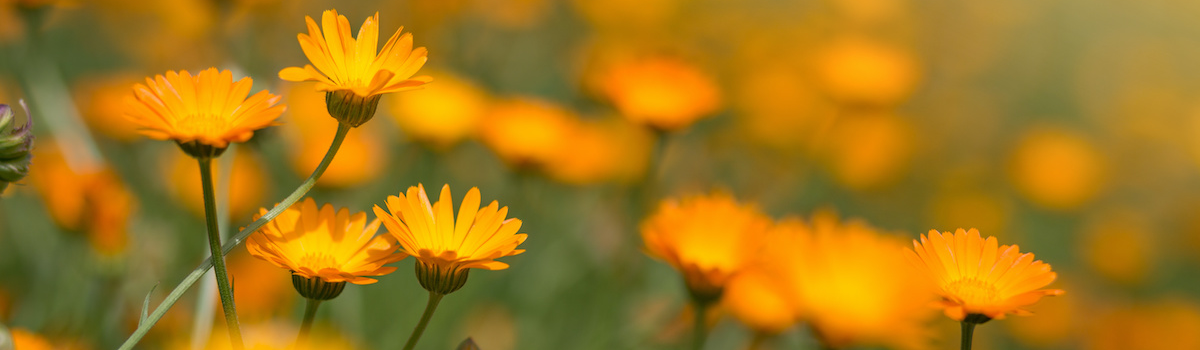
[279,9,432,126]
[641,193,771,302]
[247,198,406,296]
[125,68,285,158]
[373,184,527,294]
[905,228,1065,322]
[598,57,721,131]
[777,213,934,350]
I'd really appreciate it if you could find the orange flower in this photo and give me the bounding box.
[641,193,771,300]
[543,117,652,185]
[373,184,527,294]
[1009,127,1106,210]
[386,71,488,149]
[247,198,407,288]
[478,98,577,169]
[722,219,808,335]
[74,73,144,142]
[10,328,54,350]
[124,68,284,156]
[816,37,920,106]
[599,57,721,131]
[776,213,933,350]
[279,9,431,126]
[29,142,135,257]
[905,228,1065,321]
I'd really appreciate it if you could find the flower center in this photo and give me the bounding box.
[298,253,340,271]
[177,114,230,136]
[944,278,1000,304]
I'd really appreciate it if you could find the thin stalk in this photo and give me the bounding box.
[199,157,244,350]
[118,123,353,350]
[961,321,976,350]
[401,292,445,350]
[692,301,709,350]
[296,299,322,345]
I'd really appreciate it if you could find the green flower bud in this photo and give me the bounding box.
[325,90,381,127]
[0,103,34,193]
[414,260,470,295]
[457,337,480,350]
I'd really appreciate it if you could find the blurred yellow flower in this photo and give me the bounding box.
[641,193,771,300]
[279,9,431,127]
[723,219,809,335]
[124,68,285,156]
[73,73,144,142]
[478,98,577,169]
[1085,299,1200,350]
[281,84,388,188]
[816,37,920,106]
[165,146,265,222]
[247,198,407,288]
[544,117,653,185]
[374,184,528,294]
[29,142,135,257]
[821,112,915,190]
[386,71,488,149]
[599,57,721,131]
[906,228,1065,321]
[1009,127,1106,210]
[778,213,933,350]
[1080,210,1154,285]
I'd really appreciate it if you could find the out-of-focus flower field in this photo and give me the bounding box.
[2,0,1200,349]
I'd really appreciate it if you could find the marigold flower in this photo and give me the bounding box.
[478,98,577,169]
[722,219,807,335]
[279,9,432,127]
[1009,127,1106,210]
[641,193,771,302]
[776,213,933,350]
[247,198,407,299]
[905,228,1065,322]
[124,68,285,158]
[373,184,527,295]
[598,57,721,131]
[816,37,919,106]
[387,71,487,149]
[29,142,134,257]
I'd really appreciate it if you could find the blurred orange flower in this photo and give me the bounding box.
[73,73,144,142]
[906,228,1065,321]
[124,68,284,153]
[821,112,915,190]
[777,213,933,350]
[1084,299,1200,350]
[29,142,135,257]
[1080,210,1155,285]
[1009,127,1107,210]
[279,9,431,126]
[281,84,388,188]
[722,220,808,335]
[386,71,488,149]
[478,98,577,169]
[598,57,721,131]
[374,184,527,294]
[226,250,296,321]
[10,328,54,350]
[165,146,266,221]
[543,117,653,185]
[816,37,919,107]
[247,198,406,287]
[641,193,771,300]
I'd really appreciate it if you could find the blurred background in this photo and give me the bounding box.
[2,0,1200,349]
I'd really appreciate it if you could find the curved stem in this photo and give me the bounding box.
[402,292,445,350]
[296,298,322,346]
[118,123,353,350]
[692,300,709,350]
[199,158,244,350]
[961,321,976,350]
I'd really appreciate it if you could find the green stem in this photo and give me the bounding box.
[198,157,244,350]
[961,321,976,350]
[401,292,445,350]
[296,298,322,346]
[118,123,353,350]
[692,300,708,350]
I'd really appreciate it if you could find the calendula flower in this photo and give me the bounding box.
[279,9,432,127]
[722,219,808,335]
[373,184,527,295]
[905,228,1065,322]
[124,68,285,158]
[598,57,721,131]
[641,193,771,302]
[775,213,933,350]
[247,198,407,300]
[29,142,135,257]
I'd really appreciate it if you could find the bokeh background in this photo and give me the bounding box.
[2,0,1200,349]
